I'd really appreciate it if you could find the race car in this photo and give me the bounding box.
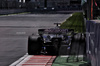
[28,23,74,55]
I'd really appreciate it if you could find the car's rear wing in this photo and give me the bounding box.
[38,29,74,35]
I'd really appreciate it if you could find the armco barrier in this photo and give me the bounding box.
[86,20,100,66]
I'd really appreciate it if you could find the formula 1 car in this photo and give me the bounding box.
[28,23,74,55]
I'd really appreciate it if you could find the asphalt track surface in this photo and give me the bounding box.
[0,13,72,66]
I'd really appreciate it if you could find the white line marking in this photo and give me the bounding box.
[16,32,26,35]
[9,53,28,66]
[61,55,69,57]
[61,55,83,57]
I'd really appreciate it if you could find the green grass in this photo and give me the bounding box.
[60,12,85,33]
[52,56,88,66]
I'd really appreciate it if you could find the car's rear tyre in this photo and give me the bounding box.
[28,35,42,55]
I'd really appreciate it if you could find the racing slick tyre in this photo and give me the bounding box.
[28,35,43,55]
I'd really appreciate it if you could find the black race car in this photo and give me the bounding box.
[28,23,74,55]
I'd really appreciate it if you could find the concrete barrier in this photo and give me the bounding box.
[0,9,26,15]
[86,20,100,66]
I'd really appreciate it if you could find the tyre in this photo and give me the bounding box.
[28,35,43,55]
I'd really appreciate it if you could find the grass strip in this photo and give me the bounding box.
[52,56,88,66]
[60,12,85,33]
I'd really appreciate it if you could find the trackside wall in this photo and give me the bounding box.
[0,9,26,15]
[86,20,100,66]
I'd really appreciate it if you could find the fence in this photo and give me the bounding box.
[86,20,100,66]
